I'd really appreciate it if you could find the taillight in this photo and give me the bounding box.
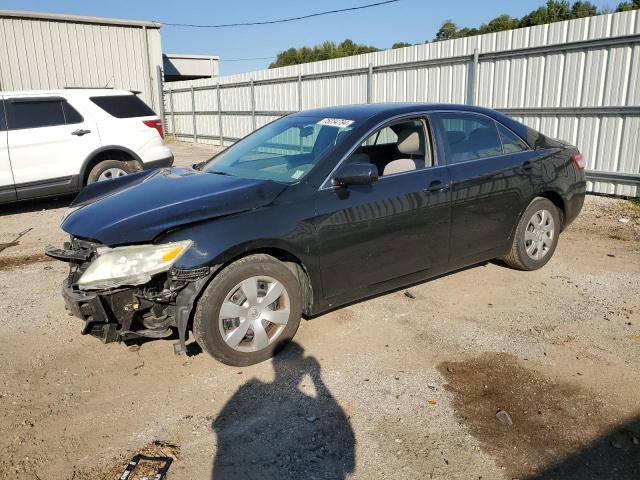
[571,153,585,170]
[143,119,164,139]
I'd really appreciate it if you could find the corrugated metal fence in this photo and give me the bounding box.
[164,9,640,196]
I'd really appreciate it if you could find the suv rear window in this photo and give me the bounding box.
[91,95,156,118]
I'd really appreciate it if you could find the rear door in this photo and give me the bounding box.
[0,98,17,203]
[6,95,100,199]
[431,111,539,263]
[312,116,451,299]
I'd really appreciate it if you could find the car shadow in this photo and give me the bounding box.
[209,341,356,479]
[0,194,74,216]
[525,415,640,479]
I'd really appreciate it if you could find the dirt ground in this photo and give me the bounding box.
[1,142,639,480]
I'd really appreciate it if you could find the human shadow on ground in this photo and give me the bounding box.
[527,415,640,480]
[211,342,355,479]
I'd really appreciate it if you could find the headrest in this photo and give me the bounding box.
[470,127,497,143]
[397,128,424,156]
[446,131,465,145]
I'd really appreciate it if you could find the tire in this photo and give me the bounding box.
[193,254,302,366]
[86,159,135,184]
[502,197,561,271]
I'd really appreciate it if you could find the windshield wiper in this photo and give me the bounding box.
[209,170,233,176]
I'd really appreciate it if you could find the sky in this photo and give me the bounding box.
[0,0,617,75]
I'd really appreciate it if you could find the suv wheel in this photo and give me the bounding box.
[193,254,303,366]
[87,160,134,184]
[502,197,561,271]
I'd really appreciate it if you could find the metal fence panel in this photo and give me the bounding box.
[164,9,640,196]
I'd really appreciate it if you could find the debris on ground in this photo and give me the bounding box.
[404,290,416,299]
[0,227,33,254]
[117,453,172,480]
[495,410,513,426]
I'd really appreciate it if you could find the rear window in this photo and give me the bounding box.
[90,95,156,118]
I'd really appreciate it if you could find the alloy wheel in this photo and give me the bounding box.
[524,209,555,261]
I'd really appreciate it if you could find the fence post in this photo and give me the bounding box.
[250,78,257,131]
[190,85,197,142]
[169,86,175,137]
[298,73,302,111]
[156,65,166,133]
[471,48,479,105]
[216,82,223,146]
[367,63,373,104]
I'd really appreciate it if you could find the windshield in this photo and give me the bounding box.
[202,115,356,183]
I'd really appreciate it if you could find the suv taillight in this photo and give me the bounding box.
[571,153,585,170]
[143,119,164,139]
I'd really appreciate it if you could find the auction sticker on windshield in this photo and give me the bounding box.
[317,118,355,128]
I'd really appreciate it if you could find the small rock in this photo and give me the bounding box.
[305,416,317,423]
[606,253,615,258]
[428,399,437,406]
[619,218,630,224]
[395,438,402,443]
[496,410,513,426]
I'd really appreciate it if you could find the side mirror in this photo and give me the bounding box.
[332,163,379,187]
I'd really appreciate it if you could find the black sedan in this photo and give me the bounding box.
[46,103,586,365]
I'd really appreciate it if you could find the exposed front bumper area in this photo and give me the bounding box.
[48,239,210,353]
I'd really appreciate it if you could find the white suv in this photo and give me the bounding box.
[0,88,173,204]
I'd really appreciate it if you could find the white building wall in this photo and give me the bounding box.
[0,10,164,112]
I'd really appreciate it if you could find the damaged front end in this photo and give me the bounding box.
[45,237,210,354]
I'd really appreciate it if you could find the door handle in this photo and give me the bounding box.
[71,129,91,136]
[519,160,533,173]
[424,180,448,193]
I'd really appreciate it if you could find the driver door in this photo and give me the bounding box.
[311,116,451,300]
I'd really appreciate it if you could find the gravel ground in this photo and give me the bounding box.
[0,142,639,480]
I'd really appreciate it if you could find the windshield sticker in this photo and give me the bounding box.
[317,118,355,128]
[291,169,305,180]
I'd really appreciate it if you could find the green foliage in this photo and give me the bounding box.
[392,42,412,49]
[269,39,379,68]
[433,0,637,42]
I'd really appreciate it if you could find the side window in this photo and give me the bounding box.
[347,118,433,177]
[7,100,66,129]
[0,101,6,132]
[90,95,156,118]
[62,101,84,124]
[497,123,529,153]
[434,112,502,164]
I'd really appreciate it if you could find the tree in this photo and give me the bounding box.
[571,1,597,17]
[479,14,520,34]
[434,20,459,41]
[392,42,412,49]
[269,40,379,69]
[616,0,640,11]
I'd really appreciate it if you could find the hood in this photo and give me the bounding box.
[62,168,287,245]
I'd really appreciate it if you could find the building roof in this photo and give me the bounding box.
[0,9,160,28]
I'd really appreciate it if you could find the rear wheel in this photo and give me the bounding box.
[86,159,134,184]
[193,254,302,366]
[502,197,561,271]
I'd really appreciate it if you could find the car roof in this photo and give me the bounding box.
[291,103,503,122]
[290,102,532,141]
[0,88,135,98]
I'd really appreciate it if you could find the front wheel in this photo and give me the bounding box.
[502,197,561,271]
[86,159,135,184]
[193,254,302,366]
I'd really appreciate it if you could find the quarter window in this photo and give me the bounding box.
[91,95,156,118]
[434,112,503,164]
[6,99,83,129]
[497,123,529,153]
